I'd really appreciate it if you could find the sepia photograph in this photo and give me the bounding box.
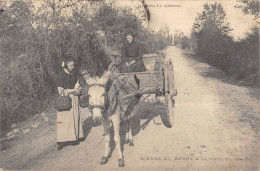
[0,0,259,170]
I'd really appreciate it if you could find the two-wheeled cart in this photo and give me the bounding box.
[112,51,177,128]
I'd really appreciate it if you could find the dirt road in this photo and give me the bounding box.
[1,46,259,171]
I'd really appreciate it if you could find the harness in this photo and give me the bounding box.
[83,74,140,119]
[111,74,140,119]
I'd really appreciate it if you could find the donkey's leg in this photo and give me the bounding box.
[128,118,134,146]
[125,116,133,146]
[124,98,139,145]
[100,119,111,165]
[111,112,124,167]
[125,117,130,144]
[127,100,141,146]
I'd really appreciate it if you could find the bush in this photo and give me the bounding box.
[191,2,259,87]
[194,23,259,86]
[229,27,259,85]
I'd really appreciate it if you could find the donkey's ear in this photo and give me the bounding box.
[102,70,111,82]
[85,77,94,85]
[81,68,91,82]
[105,78,113,92]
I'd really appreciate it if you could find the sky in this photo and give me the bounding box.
[117,0,257,40]
[25,0,257,41]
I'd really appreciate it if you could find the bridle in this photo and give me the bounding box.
[87,83,108,115]
[80,66,109,115]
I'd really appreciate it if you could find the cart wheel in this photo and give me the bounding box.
[160,60,176,128]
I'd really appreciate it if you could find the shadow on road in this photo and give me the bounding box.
[183,53,259,92]
[81,101,165,161]
[82,117,94,141]
[115,102,162,156]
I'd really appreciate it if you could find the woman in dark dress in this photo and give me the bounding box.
[121,33,146,73]
[56,58,84,150]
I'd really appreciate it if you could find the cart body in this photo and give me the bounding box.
[111,51,177,128]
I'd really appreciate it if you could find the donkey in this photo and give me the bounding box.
[81,64,141,167]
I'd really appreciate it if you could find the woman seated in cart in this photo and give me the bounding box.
[121,32,146,73]
[118,32,145,122]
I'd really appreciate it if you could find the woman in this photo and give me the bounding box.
[56,58,84,150]
[121,33,146,73]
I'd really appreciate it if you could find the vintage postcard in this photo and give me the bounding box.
[0,0,259,170]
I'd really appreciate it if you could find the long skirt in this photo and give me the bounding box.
[121,59,146,73]
[57,94,84,142]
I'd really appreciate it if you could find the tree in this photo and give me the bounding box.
[235,0,259,19]
[233,0,259,85]
[197,21,233,69]
[191,3,234,71]
[192,2,259,86]
[92,2,143,49]
[193,3,232,34]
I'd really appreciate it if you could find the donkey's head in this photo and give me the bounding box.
[83,70,111,124]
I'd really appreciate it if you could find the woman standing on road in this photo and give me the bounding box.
[121,32,146,73]
[56,58,84,151]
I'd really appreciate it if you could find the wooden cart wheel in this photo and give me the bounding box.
[160,60,176,128]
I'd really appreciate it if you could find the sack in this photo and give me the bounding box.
[79,95,89,108]
[54,90,72,111]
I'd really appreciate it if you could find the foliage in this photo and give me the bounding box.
[193,3,232,34]
[92,2,171,54]
[92,2,143,51]
[230,27,259,85]
[235,0,259,19]
[196,20,234,71]
[191,2,259,87]
[192,3,233,71]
